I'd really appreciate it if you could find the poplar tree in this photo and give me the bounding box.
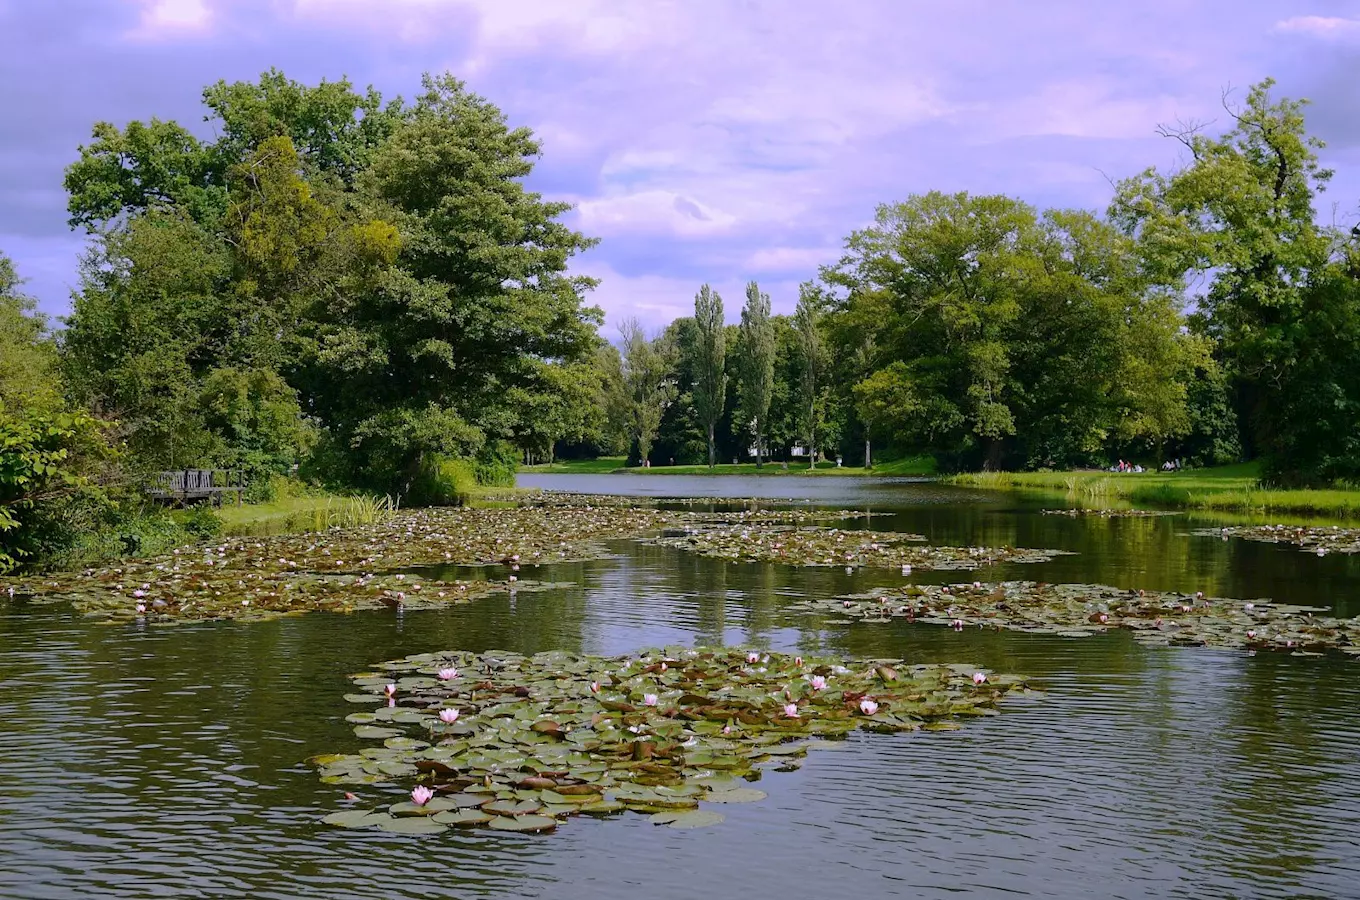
[691,284,727,467]
[737,281,774,468]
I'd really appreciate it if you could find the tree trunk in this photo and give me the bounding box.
[983,438,1005,471]
[809,400,817,469]
[707,423,715,468]
[864,437,872,470]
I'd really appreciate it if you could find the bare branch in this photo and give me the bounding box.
[1154,117,1213,159]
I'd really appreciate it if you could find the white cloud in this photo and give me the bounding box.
[127,0,212,38]
[1274,16,1360,39]
[990,80,1197,141]
[744,246,840,274]
[574,191,739,238]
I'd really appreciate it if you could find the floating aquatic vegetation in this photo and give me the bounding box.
[1041,508,1178,518]
[646,525,1071,571]
[11,563,563,625]
[1191,525,1360,555]
[312,646,1034,834]
[809,581,1360,656]
[510,491,881,524]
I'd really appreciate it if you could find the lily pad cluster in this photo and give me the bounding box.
[1041,508,1178,518]
[10,558,561,625]
[313,646,1033,834]
[509,491,881,525]
[809,581,1360,655]
[646,525,1071,571]
[1192,525,1360,555]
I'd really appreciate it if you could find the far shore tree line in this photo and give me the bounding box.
[2,72,1358,571]
[582,79,1360,485]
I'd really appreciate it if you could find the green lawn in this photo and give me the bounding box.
[945,462,1360,518]
[519,455,937,477]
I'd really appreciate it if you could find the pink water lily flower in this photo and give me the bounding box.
[972,672,987,685]
[135,602,146,614]
[746,652,760,664]
[439,708,460,724]
[437,668,458,680]
[133,589,146,599]
[783,703,799,718]
[859,699,879,716]
[384,684,397,697]
[410,785,434,806]
[589,681,601,694]
[1246,630,1257,639]
[643,694,658,706]
[794,656,803,667]
[809,675,827,691]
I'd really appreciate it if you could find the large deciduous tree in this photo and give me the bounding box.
[826,192,1197,470]
[619,318,677,465]
[1109,78,1357,482]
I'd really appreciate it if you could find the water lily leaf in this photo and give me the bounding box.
[321,810,387,828]
[354,726,401,739]
[432,809,494,828]
[661,810,725,829]
[377,816,447,835]
[388,801,438,817]
[704,788,767,803]
[487,815,557,833]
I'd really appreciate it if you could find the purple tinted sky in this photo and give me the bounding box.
[3,0,1360,333]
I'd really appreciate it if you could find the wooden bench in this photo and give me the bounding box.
[147,469,245,506]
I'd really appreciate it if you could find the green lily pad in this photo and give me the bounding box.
[376,816,448,834]
[704,788,767,803]
[487,815,558,833]
[659,810,725,829]
[320,809,388,828]
[431,809,494,828]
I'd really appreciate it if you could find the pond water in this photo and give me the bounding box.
[3,475,1359,899]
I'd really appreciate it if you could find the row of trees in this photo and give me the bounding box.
[586,80,1360,483]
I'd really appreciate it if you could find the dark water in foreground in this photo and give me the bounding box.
[2,476,1359,899]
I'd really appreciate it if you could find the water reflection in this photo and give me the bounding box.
[1,477,1358,899]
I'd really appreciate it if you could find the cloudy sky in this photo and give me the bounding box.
[3,1,1360,332]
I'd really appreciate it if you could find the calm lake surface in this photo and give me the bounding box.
[3,475,1359,899]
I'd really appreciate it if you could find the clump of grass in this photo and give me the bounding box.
[299,495,397,532]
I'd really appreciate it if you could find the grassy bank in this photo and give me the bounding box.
[520,456,937,477]
[945,462,1360,518]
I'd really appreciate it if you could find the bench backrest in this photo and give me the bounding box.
[151,469,241,490]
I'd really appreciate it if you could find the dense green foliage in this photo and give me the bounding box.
[60,70,600,497]
[4,70,608,569]
[578,80,1358,483]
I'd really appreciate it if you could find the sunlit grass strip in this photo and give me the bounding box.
[945,464,1360,519]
